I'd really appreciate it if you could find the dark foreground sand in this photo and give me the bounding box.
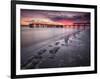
[21,28,90,69]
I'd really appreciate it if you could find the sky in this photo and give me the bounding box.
[21,9,90,26]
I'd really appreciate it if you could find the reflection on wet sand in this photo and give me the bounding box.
[21,27,90,69]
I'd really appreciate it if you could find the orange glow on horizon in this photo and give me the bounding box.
[21,17,74,26]
[57,20,74,25]
[21,17,33,26]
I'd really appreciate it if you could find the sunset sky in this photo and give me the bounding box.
[21,9,90,26]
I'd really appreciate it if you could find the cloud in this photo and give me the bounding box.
[21,9,90,25]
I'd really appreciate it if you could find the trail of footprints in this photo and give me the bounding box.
[22,42,61,69]
[22,30,84,69]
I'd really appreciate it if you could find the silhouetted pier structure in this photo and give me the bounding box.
[28,23,89,30]
[29,23,63,28]
[22,19,90,29]
[72,23,90,29]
